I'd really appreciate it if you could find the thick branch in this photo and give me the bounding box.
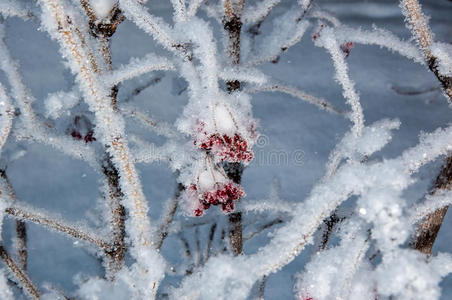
[400,0,452,100]
[412,155,452,255]
[401,0,452,255]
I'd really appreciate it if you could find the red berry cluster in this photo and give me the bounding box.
[189,182,245,217]
[340,42,354,58]
[198,133,253,163]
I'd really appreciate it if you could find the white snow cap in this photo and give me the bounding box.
[90,0,116,19]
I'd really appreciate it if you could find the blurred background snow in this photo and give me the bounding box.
[1,0,452,298]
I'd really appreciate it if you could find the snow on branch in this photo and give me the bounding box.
[247,84,342,114]
[0,83,14,155]
[104,53,175,86]
[242,0,281,25]
[295,220,370,300]
[333,25,424,64]
[119,0,185,56]
[218,66,269,86]
[38,1,165,296]
[173,119,452,298]
[400,0,452,100]
[248,13,310,66]
[314,26,364,137]
[0,0,32,20]
[0,24,96,164]
[187,0,203,18]
[5,205,110,250]
[43,88,81,119]
[410,189,452,224]
[170,0,187,22]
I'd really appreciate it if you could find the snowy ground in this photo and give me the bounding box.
[1,0,452,299]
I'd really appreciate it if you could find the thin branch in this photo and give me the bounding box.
[391,84,440,95]
[247,84,343,114]
[122,76,163,103]
[243,218,283,242]
[204,222,217,262]
[156,183,182,250]
[104,54,174,87]
[5,206,110,251]
[0,244,39,299]
[187,0,204,18]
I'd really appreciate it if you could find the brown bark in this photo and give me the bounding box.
[412,156,452,255]
[401,0,452,255]
[223,1,246,256]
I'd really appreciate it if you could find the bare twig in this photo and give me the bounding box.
[244,218,283,242]
[122,76,162,102]
[390,84,440,95]
[156,183,183,250]
[0,244,40,299]
[204,222,217,262]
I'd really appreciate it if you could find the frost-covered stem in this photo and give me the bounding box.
[38,2,161,281]
[400,0,452,100]
[319,29,364,137]
[101,154,126,279]
[0,244,39,299]
[248,84,342,114]
[79,3,127,278]
[400,0,452,255]
[412,155,452,255]
[156,183,183,250]
[0,170,27,270]
[5,206,111,251]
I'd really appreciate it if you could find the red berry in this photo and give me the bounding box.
[194,208,204,217]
